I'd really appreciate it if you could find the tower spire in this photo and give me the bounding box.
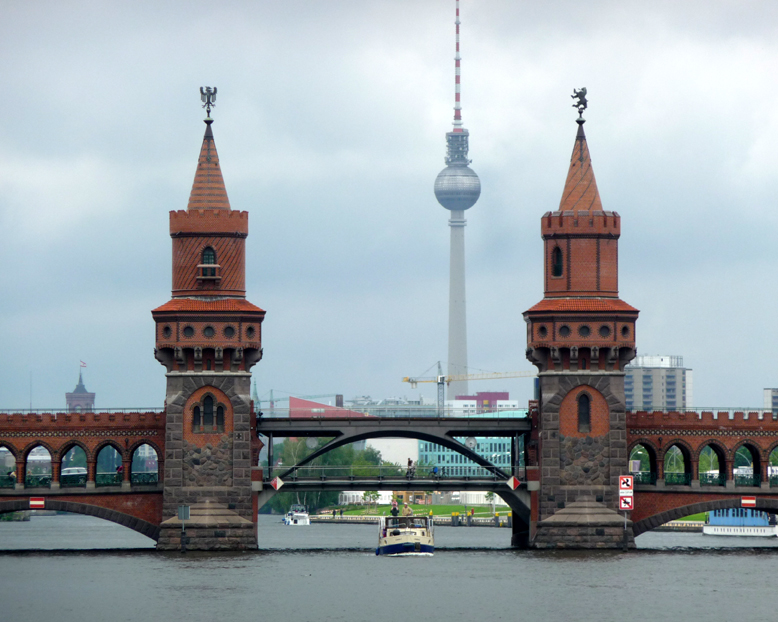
[453,0,463,132]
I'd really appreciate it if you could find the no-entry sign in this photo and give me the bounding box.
[741,496,757,508]
[619,475,634,491]
[29,497,45,509]
[619,496,634,511]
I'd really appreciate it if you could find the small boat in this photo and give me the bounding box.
[703,508,778,537]
[376,515,434,556]
[283,504,310,526]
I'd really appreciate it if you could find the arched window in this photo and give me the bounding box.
[578,394,591,433]
[552,247,563,278]
[216,406,224,432]
[202,247,216,277]
[203,396,214,428]
[193,406,201,430]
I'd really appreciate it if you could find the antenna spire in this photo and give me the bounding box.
[453,0,463,132]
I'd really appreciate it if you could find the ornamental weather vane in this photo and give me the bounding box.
[571,87,587,120]
[200,86,217,118]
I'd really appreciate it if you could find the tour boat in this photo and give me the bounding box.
[376,515,434,556]
[702,508,778,537]
[283,504,310,526]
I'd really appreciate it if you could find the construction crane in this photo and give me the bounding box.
[402,363,537,413]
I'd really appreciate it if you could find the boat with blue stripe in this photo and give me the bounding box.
[376,515,434,556]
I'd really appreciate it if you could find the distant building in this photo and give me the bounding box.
[625,355,693,411]
[763,389,778,414]
[65,371,95,412]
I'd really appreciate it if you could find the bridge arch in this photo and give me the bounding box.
[21,440,57,461]
[94,439,126,461]
[59,440,91,463]
[660,439,693,483]
[276,429,511,479]
[633,498,778,536]
[0,443,18,460]
[629,439,658,481]
[0,500,160,541]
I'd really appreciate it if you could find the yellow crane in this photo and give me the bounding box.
[402,369,537,389]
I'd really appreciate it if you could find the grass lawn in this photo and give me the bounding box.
[333,504,509,517]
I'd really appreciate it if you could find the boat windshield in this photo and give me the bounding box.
[385,516,429,529]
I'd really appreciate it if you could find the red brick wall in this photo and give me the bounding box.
[559,386,610,438]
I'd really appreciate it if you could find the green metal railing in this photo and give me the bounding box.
[771,476,778,488]
[699,473,725,486]
[131,473,158,485]
[95,473,122,487]
[25,475,51,488]
[278,464,512,481]
[634,472,657,485]
[60,474,87,488]
[0,475,15,489]
[734,474,761,487]
[664,472,692,486]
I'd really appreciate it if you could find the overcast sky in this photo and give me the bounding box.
[2,0,778,410]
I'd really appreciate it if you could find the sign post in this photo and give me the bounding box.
[618,475,634,551]
[178,504,190,553]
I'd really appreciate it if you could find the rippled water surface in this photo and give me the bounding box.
[2,514,778,622]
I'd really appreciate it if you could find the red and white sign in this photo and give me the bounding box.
[29,497,45,509]
[741,496,757,508]
[619,475,634,491]
[506,476,520,490]
[270,477,284,491]
[619,496,634,511]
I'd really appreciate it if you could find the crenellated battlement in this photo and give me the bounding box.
[170,209,249,236]
[0,410,165,431]
[627,410,778,430]
[541,210,620,237]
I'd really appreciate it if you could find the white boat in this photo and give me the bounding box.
[283,504,310,526]
[702,508,778,537]
[376,515,434,556]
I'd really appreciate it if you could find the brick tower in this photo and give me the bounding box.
[524,100,639,548]
[152,93,265,550]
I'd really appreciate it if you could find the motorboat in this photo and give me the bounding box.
[376,515,434,556]
[283,504,310,526]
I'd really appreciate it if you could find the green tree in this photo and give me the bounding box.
[363,490,380,513]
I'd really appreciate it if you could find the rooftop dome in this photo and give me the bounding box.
[434,164,481,211]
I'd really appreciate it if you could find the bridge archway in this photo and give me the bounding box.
[629,440,658,483]
[697,442,727,485]
[0,499,160,541]
[661,441,692,485]
[273,429,513,480]
[633,498,778,536]
[732,441,762,485]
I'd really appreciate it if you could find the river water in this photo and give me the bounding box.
[1,514,778,622]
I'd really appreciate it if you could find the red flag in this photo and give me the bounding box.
[80,361,87,368]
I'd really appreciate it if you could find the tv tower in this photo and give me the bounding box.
[434,0,481,400]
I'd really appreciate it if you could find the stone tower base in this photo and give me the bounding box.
[533,497,634,549]
[157,501,256,551]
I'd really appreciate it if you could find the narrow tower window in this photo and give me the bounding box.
[552,247,563,277]
[578,394,591,433]
[203,396,214,428]
[216,406,224,432]
[193,406,201,430]
[202,247,216,277]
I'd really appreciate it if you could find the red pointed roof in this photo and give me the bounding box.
[558,121,603,213]
[187,120,231,211]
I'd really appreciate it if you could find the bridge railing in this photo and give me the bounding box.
[258,407,529,419]
[275,464,519,481]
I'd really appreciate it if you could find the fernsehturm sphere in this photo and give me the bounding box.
[434,0,480,401]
